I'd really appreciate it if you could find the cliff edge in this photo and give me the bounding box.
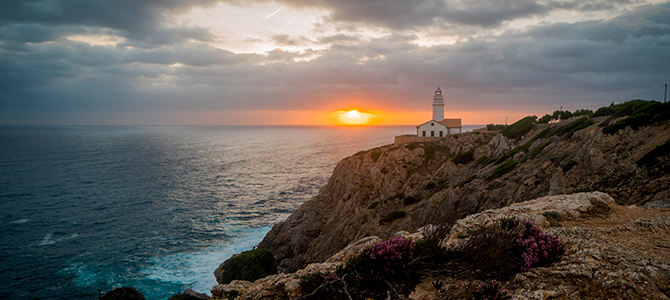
[259,114,670,273]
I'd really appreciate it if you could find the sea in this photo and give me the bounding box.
[0,125,481,300]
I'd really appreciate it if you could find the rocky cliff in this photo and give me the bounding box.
[214,192,670,299]
[259,115,670,273]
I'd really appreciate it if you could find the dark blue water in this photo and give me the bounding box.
[0,125,431,300]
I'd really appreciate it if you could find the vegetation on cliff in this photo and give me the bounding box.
[214,249,277,285]
[299,218,564,300]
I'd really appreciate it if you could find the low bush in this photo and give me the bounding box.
[454,174,477,188]
[474,279,511,300]
[300,219,564,299]
[637,139,670,167]
[451,148,475,165]
[367,201,379,209]
[487,124,508,131]
[561,160,578,172]
[545,117,591,139]
[487,160,518,180]
[214,249,277,285]
[405,143,417,150]
[543,211,561,219]
[390,192,406,200]
[403,196,421,206]
[380,210,406,224]
[424,182,436,190]
[521,141,551,162]
[516,220,565,271]
[501,116,537,139]
[476,156,497,166]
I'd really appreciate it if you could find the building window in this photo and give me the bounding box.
[431,131,435,137]
[439,131,443,137]
[422,131,426,137]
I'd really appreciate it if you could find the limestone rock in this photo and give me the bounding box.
[486,133,515,158]
[259,119,670,273]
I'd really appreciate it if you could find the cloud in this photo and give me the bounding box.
[0,0,220,45]
[1,1,669,124]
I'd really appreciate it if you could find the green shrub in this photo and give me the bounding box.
[487,160,518,180]
[501,116,537,139]
[545,117,591,138]
[474,279,511,300]
[423,144,437,161]
[533,127,553,140]
[451,148,475,165]
[543,211,561,219]
[561,160,578,172]
[380,210,406,224]
[476,156,497,165]
[521,141,551,162]
[390,192,406,200]
[101,287,145,300]
[637,139,670,167]
[214,249,277,285]
[454,174,477,188]
[537,114,552,124]
[403,196,421,205]
[486,124,508,131]
[367,201,379,209]
[573,109,593,117]
[602,101,670,134]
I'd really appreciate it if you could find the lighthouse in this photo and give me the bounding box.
[416,87,462,137]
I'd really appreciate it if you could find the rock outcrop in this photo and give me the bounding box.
[259,117,670,273]
[213,192,670,300]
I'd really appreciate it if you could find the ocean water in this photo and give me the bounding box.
[0,125,481,300]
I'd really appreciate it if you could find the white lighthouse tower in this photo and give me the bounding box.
[416,86,462,137]
[432,86,444,121]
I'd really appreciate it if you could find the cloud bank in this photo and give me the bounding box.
[1,0,668,124]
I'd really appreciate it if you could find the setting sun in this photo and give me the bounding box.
[335,109,377,125]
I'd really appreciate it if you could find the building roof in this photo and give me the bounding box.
[437,119,461,128]
[416,118,462,128]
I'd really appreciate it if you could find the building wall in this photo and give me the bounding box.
[417,122,448,138]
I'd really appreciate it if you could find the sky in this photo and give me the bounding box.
[1,0,669,126]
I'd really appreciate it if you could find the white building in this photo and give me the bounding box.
[416,87,462,137]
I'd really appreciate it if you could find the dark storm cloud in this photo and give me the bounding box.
[0,0,220,45]
[1,0,669,123]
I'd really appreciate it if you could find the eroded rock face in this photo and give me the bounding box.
[259,120,670,273]
[214,192,670,300]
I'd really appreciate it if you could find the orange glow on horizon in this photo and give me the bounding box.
[130,109,535,126]
[333,109,379,125]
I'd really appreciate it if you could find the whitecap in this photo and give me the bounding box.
[37,232,78,246]
[39,233,56,245]
[142,226,271,294]
[10,219,30,224]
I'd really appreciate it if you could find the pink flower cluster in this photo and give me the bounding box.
[474,279,510,300]
[516,220,565,271]
[368,237,415,272]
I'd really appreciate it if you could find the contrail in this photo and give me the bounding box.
[247,6,284,29]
